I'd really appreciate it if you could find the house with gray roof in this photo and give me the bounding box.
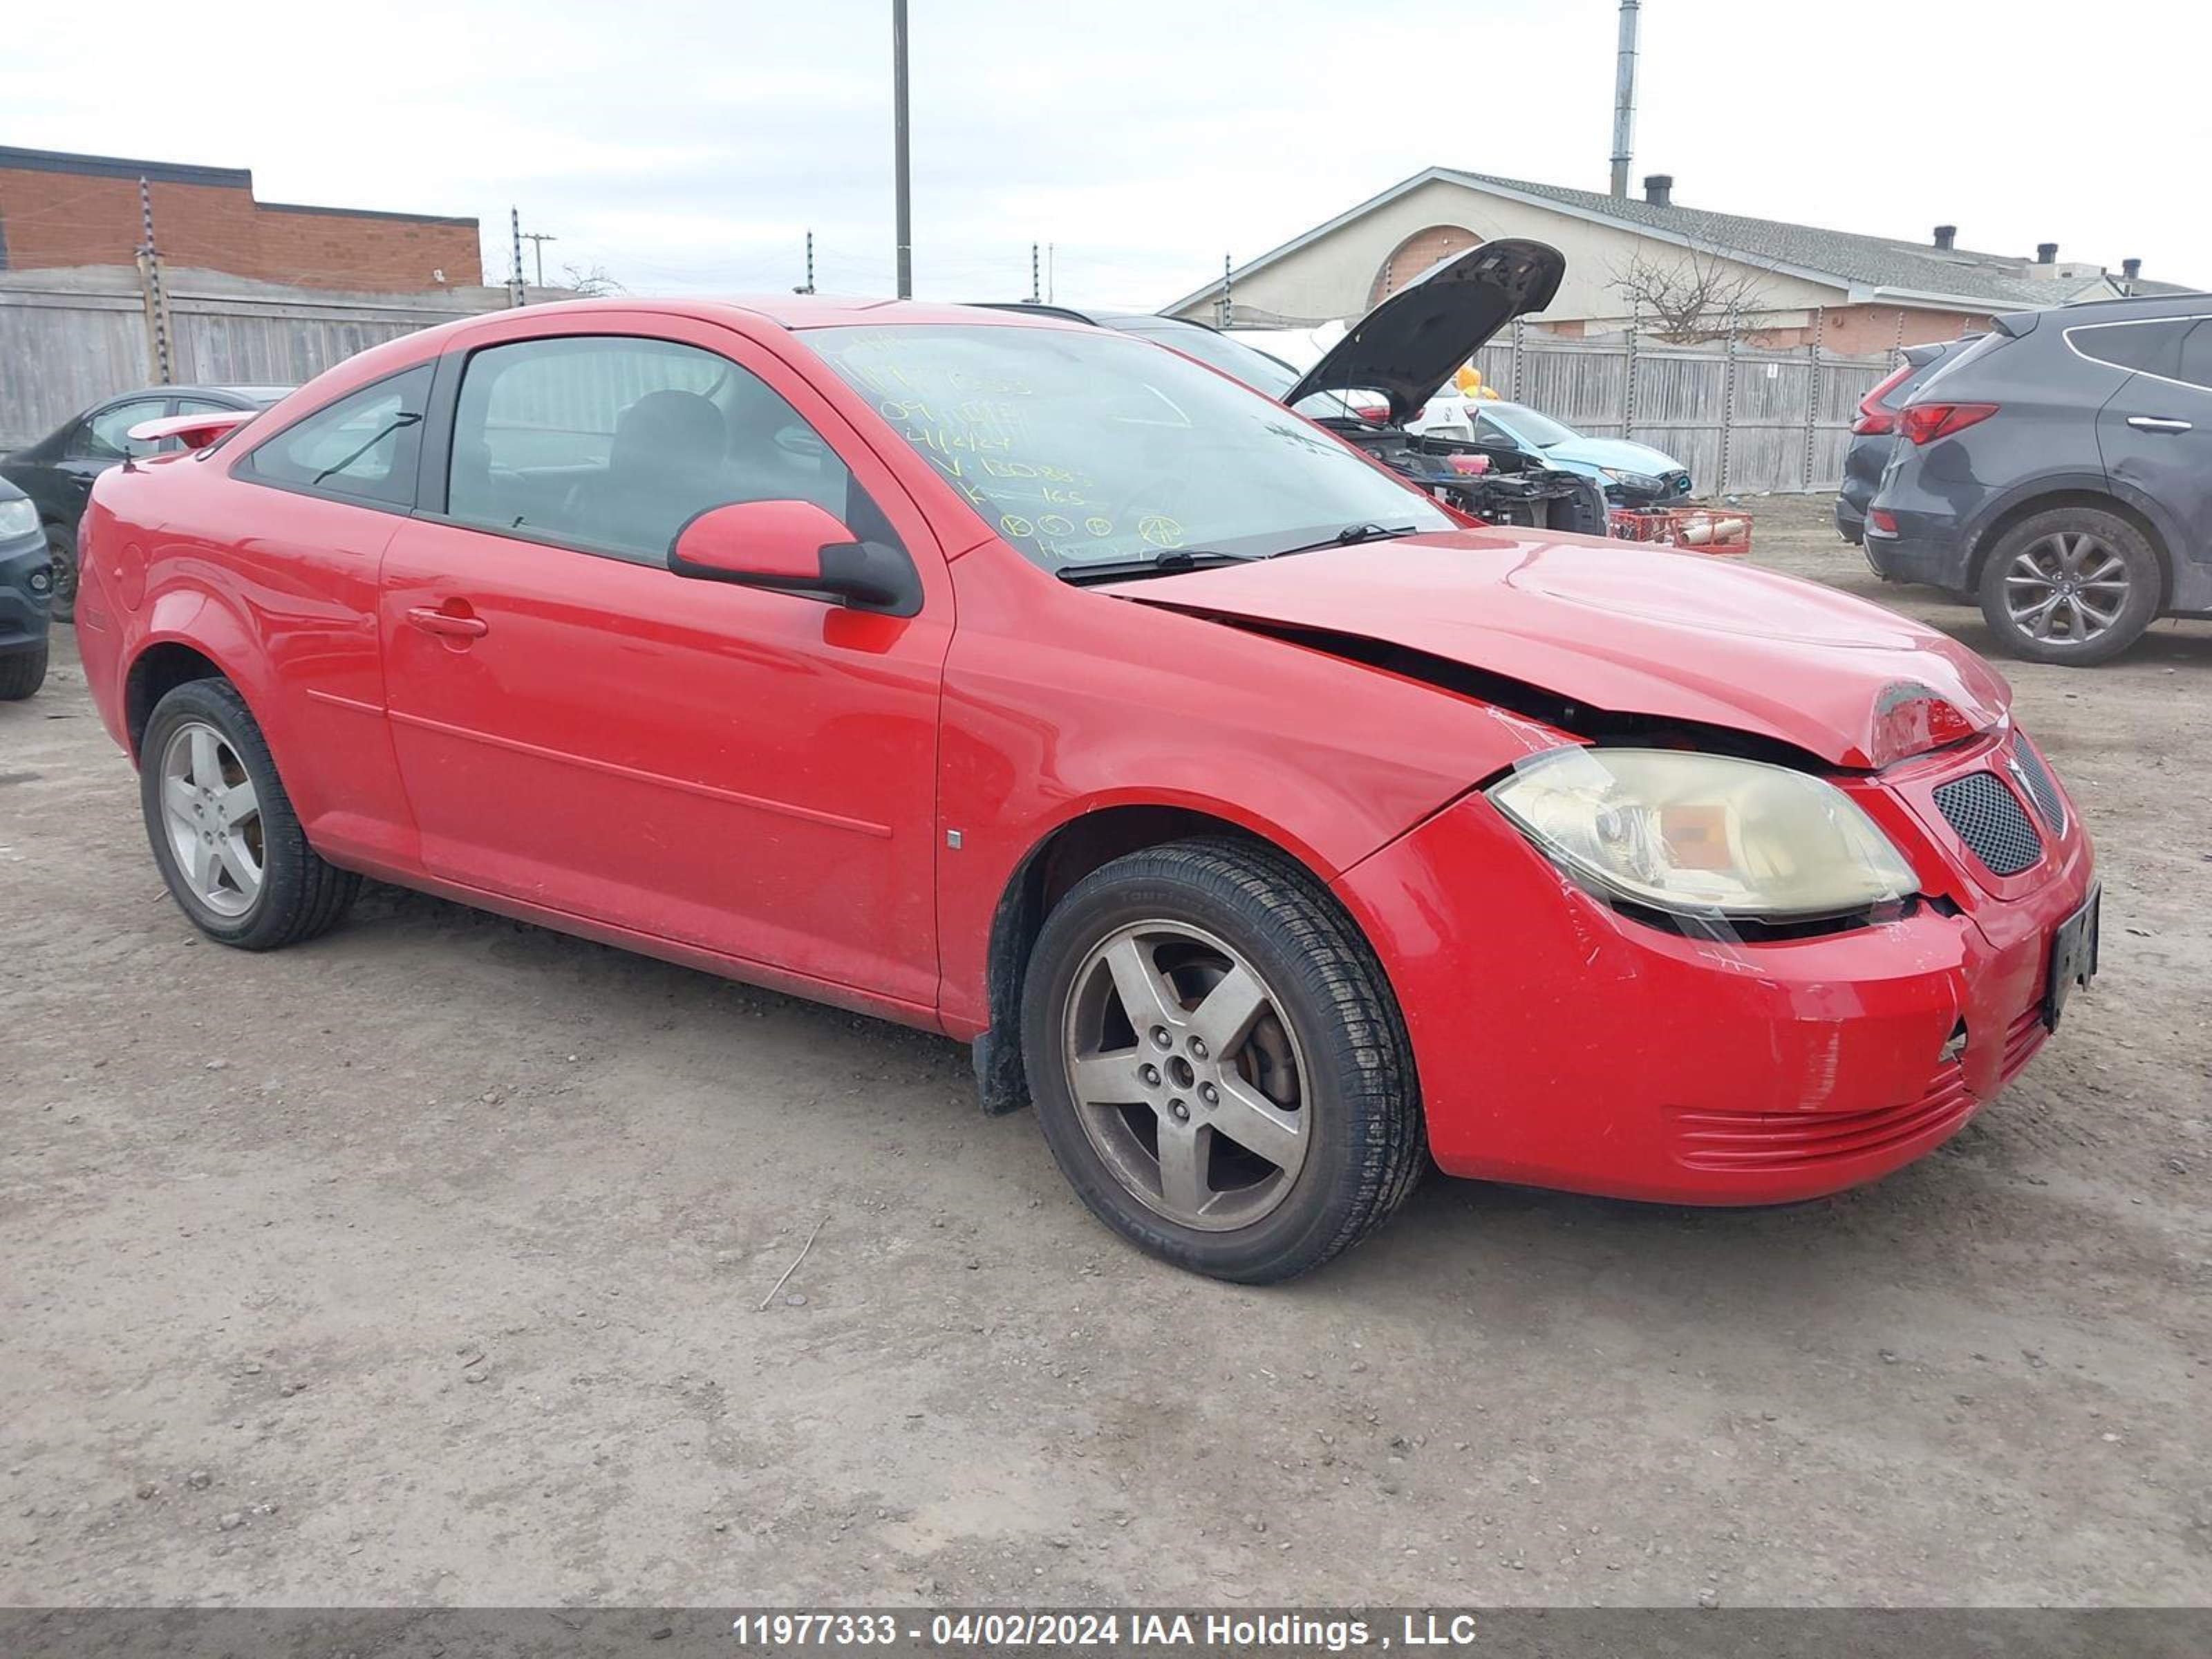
[1164,169,2191,353]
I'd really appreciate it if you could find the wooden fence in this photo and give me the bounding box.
[1472,328,1893,495]
[0,267,516,451]
[2,268,1893,494]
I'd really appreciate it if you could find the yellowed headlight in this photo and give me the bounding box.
[1487,747,1918,921]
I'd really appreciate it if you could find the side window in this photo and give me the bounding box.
[2070,320,2187,378]
[241,366,431,507]
[2177,320,2212,393]
[446,334,876,563]
[1474,411,1519,447]
[72,398,170,461]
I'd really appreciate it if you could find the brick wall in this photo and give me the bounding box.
[1366,224,1483,308]
[0,149,480,292]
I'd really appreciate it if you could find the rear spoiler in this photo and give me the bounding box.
[126,409,257,451]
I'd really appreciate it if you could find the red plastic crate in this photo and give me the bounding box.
[1608,506,1754,556]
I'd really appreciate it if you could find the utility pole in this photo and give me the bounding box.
[892,0,912,298]
[796,229,816,294]
[1610,0,1641,198]
[1031,242,1040,304]
[1219,254,1233,328]
[508,207,527,307]
[1047,241,1055,303]
[519,231,556,288]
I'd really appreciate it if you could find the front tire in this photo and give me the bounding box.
[1976,507,2159,666]
[0,644,46,701]
[1020,838,1424,1283]
[139,678,359,949]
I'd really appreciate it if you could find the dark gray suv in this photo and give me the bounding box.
[1866,292,2212,664]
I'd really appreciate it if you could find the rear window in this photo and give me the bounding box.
[240,366,431,508]
[1913,331,2009,397]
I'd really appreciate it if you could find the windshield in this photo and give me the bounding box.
[1488,403,1577,448]
[1106,319,1362,422]
[807,324,1452,570]
[1112,318,1297,396]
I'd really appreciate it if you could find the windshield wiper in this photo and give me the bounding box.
[1266,523,1420,558]
[1056,549,1253,585]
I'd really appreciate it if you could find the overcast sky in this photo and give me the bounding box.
[11,0,2206,308]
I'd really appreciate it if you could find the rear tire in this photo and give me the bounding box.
[1976,506,2159,666]
[0,644,46,701]
[1020,837,1425,1283]
[139,677,359,950]
[45,525,78,626]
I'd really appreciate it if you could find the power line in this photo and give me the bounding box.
[518,230,557,288]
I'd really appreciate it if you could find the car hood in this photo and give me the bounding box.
[1108,532,2009,769]
[1544,436,1684,476]
[1284,240,1565,425]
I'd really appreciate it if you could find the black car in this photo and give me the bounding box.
[976,243,1607,537]
[1868,292,2212,664]
[0,383,290,623]
[1835,337,1969,545]
[0,477,52,700]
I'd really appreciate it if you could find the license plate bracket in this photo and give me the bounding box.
[2043,885,2101,1030]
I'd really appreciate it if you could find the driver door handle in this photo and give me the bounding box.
[405,605,489,639]
[2126,415,2193,433]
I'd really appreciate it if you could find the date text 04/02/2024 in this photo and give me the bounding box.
[729,1611,1490,1649]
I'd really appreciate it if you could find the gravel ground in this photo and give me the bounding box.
[2,494,2207,1609]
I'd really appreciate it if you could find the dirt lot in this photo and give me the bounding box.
[3,494,2208,1609]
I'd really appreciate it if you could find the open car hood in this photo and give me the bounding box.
[1110,532,2010,770]
[1284,240,1565,425]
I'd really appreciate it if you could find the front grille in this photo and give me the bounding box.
[1933,771,2043,877]
[1668,1007,2045,1172]
[2010,738,2067,834]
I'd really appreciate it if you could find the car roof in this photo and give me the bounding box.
[2041,290,2212,321]
[701,294,1092,332]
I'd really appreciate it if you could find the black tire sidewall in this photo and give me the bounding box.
[0,644,46,700]
[1021,846,1414,1282]
[138,679,328,948]
[1978,508,2159,666]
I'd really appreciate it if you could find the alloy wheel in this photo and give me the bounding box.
[158,720,265,917]
[2002,531,2130,644]
[1060,919,1310,1231]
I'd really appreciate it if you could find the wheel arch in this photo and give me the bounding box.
[971,801,1355,1116]
[122,628,263,763]
[1967,487,2175,609]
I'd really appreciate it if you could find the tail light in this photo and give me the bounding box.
[1902,402,1998,445]
[1853,362,1915,436]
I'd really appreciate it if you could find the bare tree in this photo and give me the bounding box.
[1607,248,1770,342]
[559,261,626,298]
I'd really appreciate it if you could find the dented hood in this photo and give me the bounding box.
[1114,533,2011,769]
[1284,239,1565,424]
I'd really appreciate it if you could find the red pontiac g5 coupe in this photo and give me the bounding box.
[77,241,2099,1281]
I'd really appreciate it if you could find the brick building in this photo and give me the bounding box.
[0,145,481,293]
[1166,167,2191,348]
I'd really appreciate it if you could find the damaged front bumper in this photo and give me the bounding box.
[1329,742,2097,1205]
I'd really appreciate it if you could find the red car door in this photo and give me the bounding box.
[377,317,952,1016]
